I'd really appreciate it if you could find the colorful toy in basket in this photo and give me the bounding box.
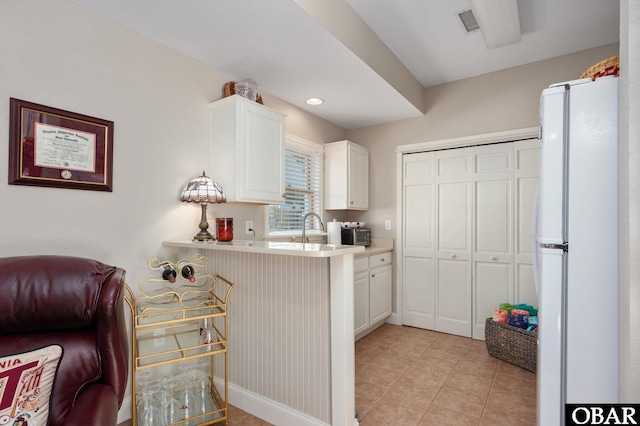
[494,303,538,330]
[493,309,509,323]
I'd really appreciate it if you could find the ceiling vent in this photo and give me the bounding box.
[458,8,480,33]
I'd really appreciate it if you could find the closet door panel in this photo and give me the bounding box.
[403,256,435,329]
[402,152,436,329]
[404,152,435,183]
[517,263,537,306]
[436,257,471,337]
[474,260,512,337]
[438,154,470,177]
[473,178,513,338]
[514,140,541,306]
[404,183,434,254]
[472,144,514,339]
[435,149,472,337]
[438,181,471,252]
[404,152,435,257]
[475,149,511,174]
[517,177,538,255]
[475,179,511,253]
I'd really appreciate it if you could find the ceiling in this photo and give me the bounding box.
[70,0,619,130]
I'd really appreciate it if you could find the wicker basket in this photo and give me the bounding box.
[485,318,537,373]
[581,55,619,81]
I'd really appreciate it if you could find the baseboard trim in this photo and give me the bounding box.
[221,380,330,426]
[387,313,402,325]
[119,380,360,426]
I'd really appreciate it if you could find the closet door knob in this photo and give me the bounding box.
[450,254,456,259]
[490,256,497,261]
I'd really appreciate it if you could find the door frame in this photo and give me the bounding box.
[390,127,538,327]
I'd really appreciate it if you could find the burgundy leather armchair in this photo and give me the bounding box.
[0,255,129,426]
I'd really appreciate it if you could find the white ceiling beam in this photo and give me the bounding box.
[294,0,426,114]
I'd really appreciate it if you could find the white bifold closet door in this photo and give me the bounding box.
[402,139,539,339]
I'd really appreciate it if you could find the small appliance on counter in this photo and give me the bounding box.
[341,226,370,246]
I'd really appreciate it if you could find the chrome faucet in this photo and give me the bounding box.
[301,212,325,243]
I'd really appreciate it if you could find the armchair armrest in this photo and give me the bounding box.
[62,384,119,426]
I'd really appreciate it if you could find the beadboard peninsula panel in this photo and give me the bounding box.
[194,249,331,423]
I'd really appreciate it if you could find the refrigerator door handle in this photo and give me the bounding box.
[538,242,568,251]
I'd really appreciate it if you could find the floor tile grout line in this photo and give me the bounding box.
[478,355,502,426]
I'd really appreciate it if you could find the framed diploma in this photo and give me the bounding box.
[8,98,114,192]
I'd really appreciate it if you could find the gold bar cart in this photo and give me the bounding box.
[125,256,234,426]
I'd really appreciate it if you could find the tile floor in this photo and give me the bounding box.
[355,324,537,426]
[121,323,536,426]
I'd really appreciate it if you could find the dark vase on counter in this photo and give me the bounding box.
[216,218,233,242]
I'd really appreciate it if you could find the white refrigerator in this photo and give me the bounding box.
[536,75,619,425]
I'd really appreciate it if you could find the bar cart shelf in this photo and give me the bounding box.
[125,255,234,426]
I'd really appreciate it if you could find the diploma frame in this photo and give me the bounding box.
[8,98,114,192]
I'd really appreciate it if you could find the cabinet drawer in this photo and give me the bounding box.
[369,252,391,268]
[354,257,369,273]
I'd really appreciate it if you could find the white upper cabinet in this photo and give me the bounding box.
[209,95,285,204]
[324,140,369,210]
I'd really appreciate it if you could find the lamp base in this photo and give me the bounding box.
[192,203,215,242]
[192,231,214,242]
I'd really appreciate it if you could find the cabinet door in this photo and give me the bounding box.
[238,100,285,203]
[348,143,369,209]
[354,270,369,336]
[210,96,285,204]
[370,265,392,324]
[324,141,369,210]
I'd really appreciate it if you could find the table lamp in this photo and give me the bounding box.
[180,171,226,241]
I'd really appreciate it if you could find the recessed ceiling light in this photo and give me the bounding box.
[306,97,324,106]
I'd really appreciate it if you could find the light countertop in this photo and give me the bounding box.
[163,240,365,258]
[355,238,394,257]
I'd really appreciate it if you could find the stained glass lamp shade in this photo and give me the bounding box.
[180,171,226,241]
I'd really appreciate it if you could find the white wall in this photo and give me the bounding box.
[0,3,346,420]
[0,0,345,282]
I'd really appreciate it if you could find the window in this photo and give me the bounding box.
[268,136,323,234]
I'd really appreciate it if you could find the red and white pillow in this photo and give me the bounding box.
[0,345,62,426]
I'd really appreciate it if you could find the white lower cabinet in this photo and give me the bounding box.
[354,251,392,340]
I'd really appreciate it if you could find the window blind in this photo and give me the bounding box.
[268,139,322,233]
